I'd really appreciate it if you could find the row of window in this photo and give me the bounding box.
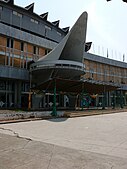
[6,37,50,55]
[13,10,39,25]
[13,10,22,18]
[86,62,127,76]
[30,18,38,24]
[0,81,29,94]
[0,81,14,91]
[6,38,24,51]
[87,68,127,77]
[7,38,36,53]
[13,9,53,31]
[0,5,63,36]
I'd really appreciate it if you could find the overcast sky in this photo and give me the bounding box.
[15,0,127,62]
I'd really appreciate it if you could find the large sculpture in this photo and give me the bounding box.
[30,12,88,86]
[30,11,119,96]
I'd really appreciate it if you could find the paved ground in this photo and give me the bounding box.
[0,112,127,168]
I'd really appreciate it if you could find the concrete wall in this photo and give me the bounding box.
[0,65,29,80]
[0,2,66,43]
[0,23,57,50]
[84,52,127,69]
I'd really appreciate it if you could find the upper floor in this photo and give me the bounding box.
[0,35,51,69]
[83,52,127,86]
[0,33,127,86]
[0,0,69,43]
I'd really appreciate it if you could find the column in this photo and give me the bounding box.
[51,79,57,116]
[102,86,106,109]
[120,90,123,108]
[14,81,21,109]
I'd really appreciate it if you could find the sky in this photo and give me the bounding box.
[15,0,127,62]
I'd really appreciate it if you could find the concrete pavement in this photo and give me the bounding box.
[0,112,127,168]
[0,133,127,169]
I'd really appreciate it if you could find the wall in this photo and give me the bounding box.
[84,53,127,85]
[0,2,66,43]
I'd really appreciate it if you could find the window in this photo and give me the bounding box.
[7,38,14,48]
[0,81,6,90]
[57,32,62,36]
[34,20,38,24]
[21,42,24,51]
[13,11,17,15]
[33,46,36,54]
[36,47,39,55]
[45,25,52,31]
[0,5,2,20]
[11,39,13,48]
[90,69,94,79]
[13,11,22,18]
[30,18,39,24]
[18,13,22,17]
[7,38,10,47]
[31,18,34,22]
[22,82,30,92]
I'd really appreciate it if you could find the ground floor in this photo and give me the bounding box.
[0,79,29,109]
[32,90,127,110]
[0,79,127,110]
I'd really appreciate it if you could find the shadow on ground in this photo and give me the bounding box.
[47,117,68,122]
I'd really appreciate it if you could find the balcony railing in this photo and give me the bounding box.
[0,44,42,69]
[30,60,85,73]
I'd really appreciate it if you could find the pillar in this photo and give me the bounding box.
[120,90,123,108]
[14,81,21,109]
[51,79,57,116]
[112,92,115,109]
[102,86,106,109]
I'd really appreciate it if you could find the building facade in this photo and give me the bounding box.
[0,0,68,109]
[0,0,127,109]
[83,53,127,108]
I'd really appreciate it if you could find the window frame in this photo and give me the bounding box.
[13,10,22,18]
[21,42,24,51]
[30,18,39,24]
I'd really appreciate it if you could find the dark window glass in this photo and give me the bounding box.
[0,81,6,90]
[7,38,10,47]
[7,38,14,48]
[21,42,24,51]
[33,46,36,54]
[11,39,13,48]
[12,82,15,91]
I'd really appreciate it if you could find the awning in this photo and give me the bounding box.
[32,78,119,94]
